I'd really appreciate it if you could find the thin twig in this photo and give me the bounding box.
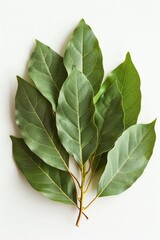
[84,172,94,193]
[84,154,102,193]
[69,171,88,219]
[70,172,81,189]
[78,207,88,219]
[85,161,92,175]
[84,196,97,210]
[76,165,86,227]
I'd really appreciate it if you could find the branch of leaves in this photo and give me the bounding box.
[11,19,156,226]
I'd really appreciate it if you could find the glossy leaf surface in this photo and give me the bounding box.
[15,77,68,171]
[56,68,97,167]
[64,19,104,94]
[28,40,67,112]
[97,121,156,197]
[11,137,76,205]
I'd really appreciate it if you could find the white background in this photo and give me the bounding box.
[0,0,160,239]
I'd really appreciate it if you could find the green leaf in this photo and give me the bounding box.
[96,153,108,172]
[64,19,104,94]
[11,137,77,205]
[56,68,97,167]
[97,121,156,197]
[108,52,141,129]
[95,77,124,156]
[28,40,67,112]
[15,77,68,171]
[91,77,124,173]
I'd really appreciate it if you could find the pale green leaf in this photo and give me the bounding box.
[97,121,156,197]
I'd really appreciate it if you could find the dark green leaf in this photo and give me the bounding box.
[64,19,104,94]
[108,52,141,129]
[91,153,108,175]
[91,77,124,173]
[95,77,124,156]
[28,40,67,112]
[15,77,68,171]
[96,153,108,171]
[11,137,77,205]
[97,121,156,197]
[56,68,97,167]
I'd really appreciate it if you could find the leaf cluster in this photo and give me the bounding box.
[11,19,156,226]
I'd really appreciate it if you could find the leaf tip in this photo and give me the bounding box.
[16,75,21,82]
[10,136,21,144]
[147,119,157,128]
[35,39,45,48]
[16,76,24,85]
[10,135,14,141]
[126,52,131,60]
[10,135,19,145]
[152,118,157,126]
[80,18,86,24]
[35,39,41,45]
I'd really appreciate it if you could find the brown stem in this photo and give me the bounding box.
[85,160,91,175]
[81,211,89,219]
[69,170,88,219]
[84,154,102,193]
[70,172,81,189]
[76,191,84,226]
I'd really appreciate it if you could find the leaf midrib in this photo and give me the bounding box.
[38,46,60,92]
[80,23,84,73]
[75,78,83,167]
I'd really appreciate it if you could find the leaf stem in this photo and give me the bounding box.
[84,154,101,193]
[80,209,89,219]
[70,172,81,189]
[69,170,88,220]
[84,161,97,193]
[84,196,97,210]
[84,171,94,193]
[85,161,92,175]
[76,165,86,227]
